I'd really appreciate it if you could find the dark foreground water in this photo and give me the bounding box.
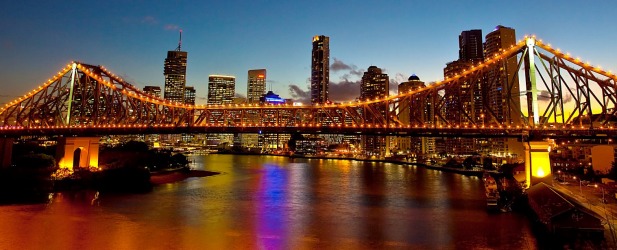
[0,155,538,249]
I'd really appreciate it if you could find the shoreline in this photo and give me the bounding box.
[284,154,484,177]
[150,169,220,185]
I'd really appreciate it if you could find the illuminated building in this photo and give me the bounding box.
[143,86,162,143]
[207,75,235,105]
[311,35,329,104]
[207,75,235,147]
[360,66,388,157]
[397,75,434,158]
[484,25,523,160]
[184,86,196,105]
[161,32,188,144]
[459,29,484,62]
[443,29,485,156]
[259,90,290,151]
[248,69,267,104]
[163,50,188,103]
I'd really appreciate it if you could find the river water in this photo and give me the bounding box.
[0,154,539,249]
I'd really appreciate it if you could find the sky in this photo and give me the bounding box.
[1,0,617,105]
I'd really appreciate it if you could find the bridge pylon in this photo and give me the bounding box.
[524,140,553,188]
[0,138,13,168]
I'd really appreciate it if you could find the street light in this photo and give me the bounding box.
[573,176,582,194]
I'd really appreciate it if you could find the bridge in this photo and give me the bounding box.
[1,37,616,187]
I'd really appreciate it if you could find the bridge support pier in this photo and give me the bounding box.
[524,141,552,188]
[0,138,14,168]
[56,137,100,170]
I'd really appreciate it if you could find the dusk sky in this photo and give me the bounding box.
[1,1,616,105]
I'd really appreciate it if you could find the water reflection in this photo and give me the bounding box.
[0,155,538,249]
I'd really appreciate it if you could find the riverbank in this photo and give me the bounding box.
[285,154,484,177]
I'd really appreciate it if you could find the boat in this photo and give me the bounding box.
[483,172,499,210]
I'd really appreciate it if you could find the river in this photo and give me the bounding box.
[0,154,539,249]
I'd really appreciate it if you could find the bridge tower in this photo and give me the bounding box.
[524,141,552,188]
[0,138,13,168]
[55,137,100,170]
[521,37,552,188]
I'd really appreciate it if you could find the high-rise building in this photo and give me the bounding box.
[247,69,267,104]
[163,49,188,103]
[459,29,484,62]
[184,86,196,105]
[360,66,389,157]
[207,75,235,105]
[397,75,435,158]
[311,35,329,104]
[206,75,235,147]
[443,29,485,157]
[484,25,523,160]
[143,86,162,98]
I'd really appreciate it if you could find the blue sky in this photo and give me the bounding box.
[1,1,616,105]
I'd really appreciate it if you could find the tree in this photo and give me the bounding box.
[483,157,494,170]
[463,156,477,169]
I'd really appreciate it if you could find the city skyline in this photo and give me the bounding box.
[1,1,616,106]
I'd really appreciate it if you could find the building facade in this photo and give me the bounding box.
[397,75,435,158]
[207,75,235,105]
[163,50,188,103]
[247,69,267,104]
[311,35,329,104]
[484,25,523,160]
[360,66,389,157]
[184,86,196,105]
[459,29,484,62]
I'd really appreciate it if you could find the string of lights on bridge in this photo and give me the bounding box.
[0,122,615,132]
[1,35,616,126]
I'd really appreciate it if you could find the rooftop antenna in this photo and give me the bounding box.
[176,29,182,51]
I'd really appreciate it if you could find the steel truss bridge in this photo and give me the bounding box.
[1,37,617,140]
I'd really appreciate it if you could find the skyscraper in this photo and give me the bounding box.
[484,25,520,125]
[247,69,267,104]
[484,25,523,160]
[311,35,329,104]
[163,33,188,103]
[207,75,235,105]
[397,75,435,157]
[207,75,236,147]
[443,29,485,156]
[360,66,389,156]
[459,29,484,62]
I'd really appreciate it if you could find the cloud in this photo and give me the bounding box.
[141,16,158,25]
[329,79,361,102]
[331,58,352,72]
[536,90,573,104]
[235,93,246,99]
[288,84,310,104]
[331,58,363,77]
[388,73,407,95]
[164,24,180,31]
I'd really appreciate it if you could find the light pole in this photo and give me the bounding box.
[574,176,582,194]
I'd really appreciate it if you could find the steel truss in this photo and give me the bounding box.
[1,38,617,138]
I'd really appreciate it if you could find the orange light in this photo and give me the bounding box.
[258,74,265,78]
